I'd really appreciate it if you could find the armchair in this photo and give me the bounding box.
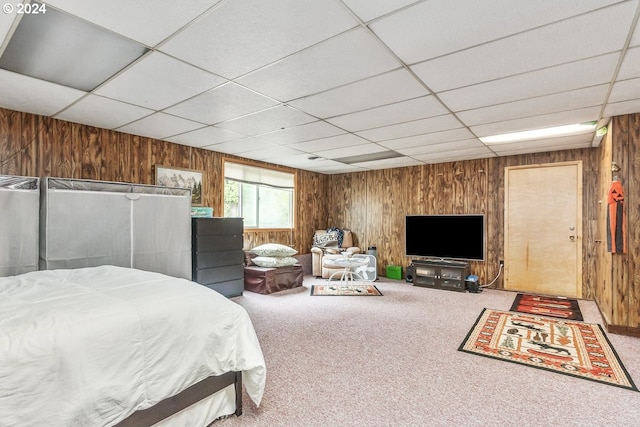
[311,228,360,278]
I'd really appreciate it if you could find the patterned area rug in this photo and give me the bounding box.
[510,293,583,321]
[310,284,382,296]
[459,308,637,391]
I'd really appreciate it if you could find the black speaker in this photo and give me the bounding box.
[406,264,414,282]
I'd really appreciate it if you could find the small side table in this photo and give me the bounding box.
[324,257,369,286]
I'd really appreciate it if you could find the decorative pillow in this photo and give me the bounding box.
[327,227,344,247]
[252,256,298,268]
[312,231,339,248]
[251,243,297,257]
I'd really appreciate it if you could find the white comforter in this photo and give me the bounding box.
[0,265,266,427]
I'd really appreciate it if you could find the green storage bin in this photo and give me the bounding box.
[386,265,402,280]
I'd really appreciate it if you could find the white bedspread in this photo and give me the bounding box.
[0,265,266,427]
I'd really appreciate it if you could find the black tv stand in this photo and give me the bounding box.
[412,259,469,292]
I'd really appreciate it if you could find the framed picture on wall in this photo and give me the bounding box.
[155,165,204,206]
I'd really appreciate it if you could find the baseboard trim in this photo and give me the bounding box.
[595,299,640,337]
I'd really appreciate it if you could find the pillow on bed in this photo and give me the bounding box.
[252,256,298,268]
[251,243,297,257]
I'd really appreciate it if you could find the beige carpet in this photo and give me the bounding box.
[215,276,640,427]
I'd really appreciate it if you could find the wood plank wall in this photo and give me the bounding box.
[599,114,640,335]
[2,107,638,333]
[326,149,600,296]
[0,108,327,253]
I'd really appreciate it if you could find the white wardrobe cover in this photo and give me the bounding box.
[0,175,39,277]
[39,178,192,279]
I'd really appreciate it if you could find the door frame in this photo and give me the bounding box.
[504,161,583,298]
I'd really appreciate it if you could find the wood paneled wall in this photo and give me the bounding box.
[326,150,600,296]
[0,108,326,252]
[597,114,640,335]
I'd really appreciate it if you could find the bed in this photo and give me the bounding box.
[0,175,266,426]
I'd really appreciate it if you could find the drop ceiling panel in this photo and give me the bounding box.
[287,133,371,152]
[165,82,279,125]
[95,52,226,110]
[356,114,463,142]
[287,68,428,118]
[378,128,475,150]
[350,156,423,170]
[257,121,346,145]
[235,145,306,161]
[370,0,621,64]
[606,77,640,103]
[160,0,358,79]
[327,96,448,132]
[117,112,205,140]
[457,85,609,127]
[617,46,640,80]
[438,53,619,112]
[55,95,153,129]
[311,142,389,159]
[341,0,418,23]
[413,146,495,163]
[236,28,401,101]
[44,0,222,46]
[165,126,244,148]
[205,137,277,155]
[0,69,85,116]
[411,2,636,93]
[397,139,486,156]
[470,106,601,138]
[216,105,317,135]
[273,154,344,169]
[604,99,640,117]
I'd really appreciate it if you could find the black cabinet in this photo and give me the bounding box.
[412,259,469,292]
[192,217,244,298]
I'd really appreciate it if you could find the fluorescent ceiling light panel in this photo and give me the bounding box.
[480,122,597,144]
[0,2,148,91]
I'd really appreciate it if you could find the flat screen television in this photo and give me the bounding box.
[405,214,485,261]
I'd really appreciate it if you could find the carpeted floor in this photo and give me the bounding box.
[216,276,640,427]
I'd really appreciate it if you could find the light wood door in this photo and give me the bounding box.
[504,162,582,297]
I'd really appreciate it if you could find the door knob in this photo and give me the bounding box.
[569,235,575,241]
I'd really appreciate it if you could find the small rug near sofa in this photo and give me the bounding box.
[458,308,637,391]
[310,284,382,296]
[510,293,583,321]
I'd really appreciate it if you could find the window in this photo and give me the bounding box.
[223,161,294,229]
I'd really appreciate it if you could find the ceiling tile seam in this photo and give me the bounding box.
[337,0,427,26]
[458,102,608,130]
[146,0,228,51]
[453,83,612,116]
[217,25,363,87]
[281,66,407,104]
[435,50,626,98]
[345,9,484,153]
[595,0,640,120]
[401,1,635,67]
[51,93,157,127]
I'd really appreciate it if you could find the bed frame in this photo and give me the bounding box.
[0,175,246,426]
[115,371,242,426]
